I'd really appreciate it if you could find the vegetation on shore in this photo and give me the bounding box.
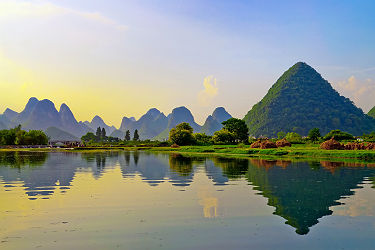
[70,121,375,162]
[147,144,375,161]
[2,117,375,163]
[0,126,48,145]
[2,143,375,162]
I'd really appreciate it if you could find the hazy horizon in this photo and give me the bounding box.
[1,0,375,126]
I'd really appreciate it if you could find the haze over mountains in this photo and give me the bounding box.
[0,97,232,141]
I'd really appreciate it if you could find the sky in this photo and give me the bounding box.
[1,0,375,127]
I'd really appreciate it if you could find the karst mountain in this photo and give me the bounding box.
[243,62,375,137]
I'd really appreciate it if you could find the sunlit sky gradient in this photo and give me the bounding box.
[1,0,375,126]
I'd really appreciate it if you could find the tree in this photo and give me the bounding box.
[26,130,49,145]
[133,129,140,141]
[212,129,235,144]
[125,130,131,141]
[101,127,106,139]
[169,122,194,145]
[285,132,302,143]
[15,130,27,145]
[176,123,193,133]
[222,118,249,143]
[193,133,212,145]
[308,128,321,142]
[0,125,24,145]
[4,130,16,145]
[81,132,97,142]
[96,127,102,140]
[0,126,48,145]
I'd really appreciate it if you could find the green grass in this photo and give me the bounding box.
[2,143,375,162]
[147,143,375,162]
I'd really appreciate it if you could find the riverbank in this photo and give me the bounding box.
[146,144,375,162]
[2,144,375,162]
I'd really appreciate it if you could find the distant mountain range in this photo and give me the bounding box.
[2,62,374,141]
[119,108,168,140]
[0,97,93,140]
[243,62,375,137]
[0,98,232,141]
[119,106,232,140]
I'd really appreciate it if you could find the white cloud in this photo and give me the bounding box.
[335,76,375,112]
[0,1,127,31]
[198,75,218,106]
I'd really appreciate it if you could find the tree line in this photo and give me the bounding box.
[81,127,139,143]
[0,125,48,145]
[169,118,250,145]
[168,118,375,146]
[81,119,375,146]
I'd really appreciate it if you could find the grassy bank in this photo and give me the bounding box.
[1,144,375,162]
[146,144,375,162]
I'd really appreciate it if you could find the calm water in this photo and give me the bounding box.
[1,151,375,249]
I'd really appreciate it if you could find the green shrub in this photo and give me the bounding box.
[213,129,235,144]
[285,132,303,143]
[193,133,212,145]
[308,128,321,142]
[323,130,354,141]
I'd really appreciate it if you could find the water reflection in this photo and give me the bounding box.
[0,151,48,168]
[1,151,375,235]
[246,160,375,234]
[199,194,218,218]
[169,153,194,176]
[213,157,249,178]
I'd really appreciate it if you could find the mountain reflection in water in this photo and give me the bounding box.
[1,151,375,236]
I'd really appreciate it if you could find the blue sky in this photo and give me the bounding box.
[1,0,374,126]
